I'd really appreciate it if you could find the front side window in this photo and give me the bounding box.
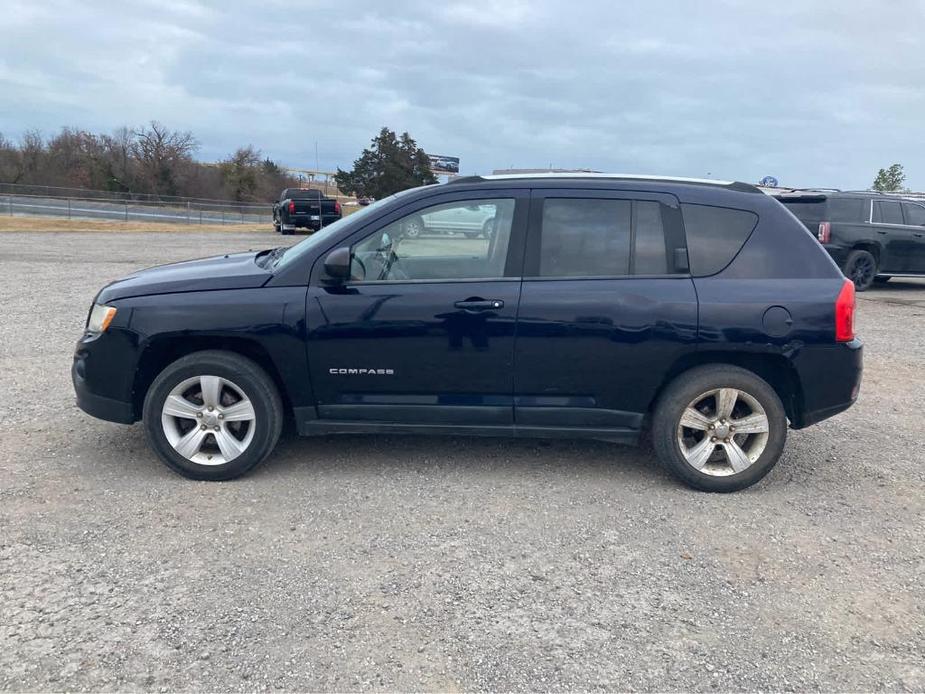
[537,198,677,277]
[349,198,515,281]
[902,202,925,226]
[873,200,903,225]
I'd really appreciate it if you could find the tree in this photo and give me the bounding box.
[219,145,262,201]
[335,127,438,199]
[872,163,906,192]
[131,121,198,197]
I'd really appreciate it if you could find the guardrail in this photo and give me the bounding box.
[1,192,273,225]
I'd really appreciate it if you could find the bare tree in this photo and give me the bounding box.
[131,121,198,197]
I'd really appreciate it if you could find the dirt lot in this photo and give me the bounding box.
[1,229,923,692]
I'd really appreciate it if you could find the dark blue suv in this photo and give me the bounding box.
[72,175,862,491]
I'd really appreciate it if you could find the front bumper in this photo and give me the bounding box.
[72,339,136,424]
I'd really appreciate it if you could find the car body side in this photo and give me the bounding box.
[73,179,862,440]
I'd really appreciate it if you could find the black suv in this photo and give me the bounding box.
[775,190,925,290]
[73,174,862,492]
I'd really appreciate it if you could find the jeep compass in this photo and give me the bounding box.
[73,174,862,492]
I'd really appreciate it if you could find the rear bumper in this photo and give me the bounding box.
[792,339,863,428]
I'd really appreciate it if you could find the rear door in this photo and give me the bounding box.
[304,190,528,427]
[873,199,914,272]
[901,202,925,272]
[512,189,697,433]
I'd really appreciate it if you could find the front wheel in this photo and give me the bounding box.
[843,249,877,291]
[142,351,283,481]
[652,365,787,492]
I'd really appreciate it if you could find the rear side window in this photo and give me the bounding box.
[681,204,758,276]
[540,199,632,277]
[873,200,903,224]
[902,202,925,226]
[537,198,678,277]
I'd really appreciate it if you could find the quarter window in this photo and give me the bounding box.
[349,198,515,281]
[537,198,678,277]
[681,204,758,277]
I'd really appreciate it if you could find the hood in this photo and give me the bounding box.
[97,251,272,303]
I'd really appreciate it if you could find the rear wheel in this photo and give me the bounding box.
[142,351,283,481]
[403,216,424,238]
[844,249,877,291]
[652,365,787,492]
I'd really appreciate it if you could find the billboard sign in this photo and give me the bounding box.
[427,154,460,174]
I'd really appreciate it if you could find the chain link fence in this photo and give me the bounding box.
[0,183,273,225]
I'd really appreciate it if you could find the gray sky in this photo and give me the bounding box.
[2,0,924,189]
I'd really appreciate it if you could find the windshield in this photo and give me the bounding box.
[273,188,420,270]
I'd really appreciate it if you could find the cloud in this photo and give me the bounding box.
[1,0,924,189]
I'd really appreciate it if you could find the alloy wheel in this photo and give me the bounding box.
[161,375,256,465]
[676,387,770,476]
[849,256,875,289]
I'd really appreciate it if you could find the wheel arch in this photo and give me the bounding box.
[648,351,803,426]
[850,241,881,264]
[132,336,292,421]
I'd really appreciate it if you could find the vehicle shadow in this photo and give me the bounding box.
[258,429,673,486]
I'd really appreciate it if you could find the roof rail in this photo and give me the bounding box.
[446,173,760,193]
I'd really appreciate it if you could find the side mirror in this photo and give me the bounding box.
[323,247,351,281]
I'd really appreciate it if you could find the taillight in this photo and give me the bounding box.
[334,200,341,215]
[818,221,831,243]
[835,279,855,342]
[288,200,295,214]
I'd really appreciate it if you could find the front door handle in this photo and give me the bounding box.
[454,298,504,311]
[876,230,887,235]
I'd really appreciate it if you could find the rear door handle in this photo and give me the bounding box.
[454,298,504,311]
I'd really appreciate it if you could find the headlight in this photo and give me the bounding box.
[87,304,117,333]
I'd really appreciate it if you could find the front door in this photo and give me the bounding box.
[513,189,698,433]
[305,191,528,427]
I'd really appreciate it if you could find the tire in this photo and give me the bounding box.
[843,249,877,291]
[403,216,424,238]
[481,217,495,238]
[142,350,283,481]
[652,365,787,492]
[464,231,479,239]
[280,226,294,236]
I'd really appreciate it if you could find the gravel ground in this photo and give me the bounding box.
[1,230,923,692]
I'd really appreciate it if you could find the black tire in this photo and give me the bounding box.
[142,350,283,481]
[843,249,877,291]
[481,217,495,238]
[652,365,787,492]
[281,226,294,236]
